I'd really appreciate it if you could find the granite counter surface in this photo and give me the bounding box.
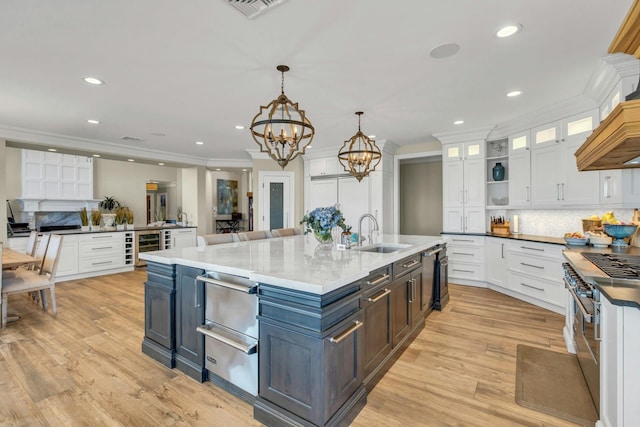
[139,234,443,295]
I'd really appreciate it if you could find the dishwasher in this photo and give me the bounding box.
[195,271,259,396]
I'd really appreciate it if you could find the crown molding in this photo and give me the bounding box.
[433,126,495,144]
[245,148,272,160]
[206,158,253,169]
[487,95,598,139]
[0,125,214,167]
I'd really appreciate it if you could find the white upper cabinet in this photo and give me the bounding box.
[443,141,485,162]
[529,110,599,206]
[21,149,93,200]
[308,157,339,177]
[508,131,531,207]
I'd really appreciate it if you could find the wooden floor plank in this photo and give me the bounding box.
[0,272,581,426]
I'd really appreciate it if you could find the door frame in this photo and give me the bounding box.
[258,171,295,231]
[393,150,442,234]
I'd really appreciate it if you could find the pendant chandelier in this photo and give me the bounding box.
[250,65,314,168]
[338,112,382,182]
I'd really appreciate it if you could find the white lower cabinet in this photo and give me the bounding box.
[167,228,196,249]
[485,237,507,287]
[443,235,485,284]
[449,235,565,313]
[600,295,640,427]
[56,235,79,277]
[78,233,124,273]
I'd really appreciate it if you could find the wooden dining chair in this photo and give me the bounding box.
[1,235,63,328]
[270,228,301,237]
[197,233,238,247]
[237,230,271,241]
[25,230,38,257]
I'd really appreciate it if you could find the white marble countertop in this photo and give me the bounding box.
[139,234,443,294]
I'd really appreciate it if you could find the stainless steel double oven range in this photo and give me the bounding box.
[563,250,640,415]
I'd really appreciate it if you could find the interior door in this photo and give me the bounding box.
[259,172,294,231]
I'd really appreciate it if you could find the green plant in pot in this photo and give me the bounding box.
[90,209,102,230]
[99,196,121,228]
[124,207,134,229]
[79,207,90,231]
[114,206,128,230]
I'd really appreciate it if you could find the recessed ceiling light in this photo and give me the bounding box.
[235,125,245,130]
[83,76,104,85]
[242,168,247,171]
[196,141,204,145]
[368,135,376,139]
[453,120,464,125]
[507,90,522,97]
[215,168,221,171]
[93,154,100,158]
[496,24,522,38]
[128,159,135,162]
[48,148,57,152]
[158,162,165,166]
[87,119,100,124]
[429,43,460,59]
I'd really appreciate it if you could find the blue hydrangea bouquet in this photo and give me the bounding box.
[300,206,348,244]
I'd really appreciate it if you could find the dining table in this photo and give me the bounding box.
[2,247,39,270]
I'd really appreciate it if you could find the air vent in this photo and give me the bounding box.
[121,136,144,142]
[224,0,287,19]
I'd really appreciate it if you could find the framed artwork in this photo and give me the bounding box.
[217,179,238,214]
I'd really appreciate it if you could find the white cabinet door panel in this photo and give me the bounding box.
[442,161,463,207]
[463,158,485,207]
[338,177,370,229]
[509,150,531,206]
[309,179,338,210]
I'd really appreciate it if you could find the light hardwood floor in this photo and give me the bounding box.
[0,271,580,426]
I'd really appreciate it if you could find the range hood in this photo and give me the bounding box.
[575,0,640,171]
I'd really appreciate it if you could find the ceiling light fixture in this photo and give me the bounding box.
[83,76,104,85]
[48,148,57,152]
[158,163,165,166]
[250,65,314,169]
[496,24,522,38]
[337,112,382,182]
[235,125,245,130]
[93,154,100,158]
[196,141,204,145]
[507,90,522,97]
[87,119,100,124]
[454,120,464,125]
[128,159,135,162]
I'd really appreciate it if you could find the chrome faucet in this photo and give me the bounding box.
[357,213,379,246]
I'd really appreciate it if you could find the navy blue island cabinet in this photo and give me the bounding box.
[141,244,439,427]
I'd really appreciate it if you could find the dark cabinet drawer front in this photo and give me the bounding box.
[393,254,422,279]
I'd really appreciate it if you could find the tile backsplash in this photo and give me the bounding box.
[488,208,636,237]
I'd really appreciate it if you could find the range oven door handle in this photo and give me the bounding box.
[197,325,257,355]
[196,275,257,294]
[564,278,593,323]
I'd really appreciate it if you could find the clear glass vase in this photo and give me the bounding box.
[314,230,333,248]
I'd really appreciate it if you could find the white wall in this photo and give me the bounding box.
[93,158,179,226]
[1,140,7,242]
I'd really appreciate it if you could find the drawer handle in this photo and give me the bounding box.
[330,320,363,344]
[367,273,390,286]
[91,235,113,239]
[520,262,544,269]
[426,247,443,256]
[520,246,544,252]
[453,268,474,273]
[401,259,420,269]
[367,288,391,303]
[452,239,474,242]
[92,246,113,250]
[197,275,257,293]
[452,252,473,256]
[197,325,257,354]
[91,261,113,266]
[521,282,544,292]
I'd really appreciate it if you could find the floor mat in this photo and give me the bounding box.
[515,344,598,427]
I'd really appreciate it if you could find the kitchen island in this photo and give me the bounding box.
[139,233,443,427]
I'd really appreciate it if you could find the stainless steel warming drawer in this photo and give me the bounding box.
[196,271,259,396]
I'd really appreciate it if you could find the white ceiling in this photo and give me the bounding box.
[0,0,634,166]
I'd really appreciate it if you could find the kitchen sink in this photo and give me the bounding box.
[353,243,410,253]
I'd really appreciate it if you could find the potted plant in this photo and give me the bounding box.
[124,208,134,230]
[99,196,121,228]
[90,209,102,231]
[114,206,127,230]
[79,207,90,231]
[300,206,347,248]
